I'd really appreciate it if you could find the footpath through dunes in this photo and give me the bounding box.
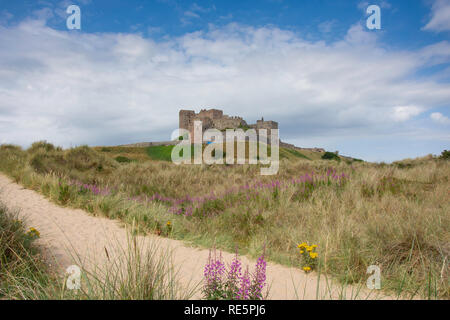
[0,173,392,300]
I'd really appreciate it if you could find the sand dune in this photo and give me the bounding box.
[0,173,392,300]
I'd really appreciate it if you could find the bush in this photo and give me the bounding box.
[65,146,108,171]
[29,151,66,174]
[440,150,450,160]
[27,145,116,178]
[29,141,57,153]
[322,152,340,161]
[0,203,52,298]
[115,156,132,163]
[58,181,71,205]
[0,144,22,151]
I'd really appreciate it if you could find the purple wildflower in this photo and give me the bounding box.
[236,266,251,300]
[250,254,267,300]
[203,249,226,299]
[226,252,242,298]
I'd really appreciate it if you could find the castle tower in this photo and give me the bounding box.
[179,110,196,139]
[179,108,277,143]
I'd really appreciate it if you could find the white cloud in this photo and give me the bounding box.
[182,3,215,25]
[358,1,391,10]
[0,19,449,150]
[184,11,200,19]
[418,40,450,66]
[391,106,424,122]
[343,23,378,46]
[423,0,450,32]
[190,3,214,14]
[380,1,392,9]
[430,112,450,124]
[32,7,54,21]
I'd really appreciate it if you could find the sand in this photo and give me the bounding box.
[0,173,392,300]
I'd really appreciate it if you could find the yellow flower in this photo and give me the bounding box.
[300,250,304,254]
[166,221,171,226]
[28,227,40,238]
[297,242,307,249]
[310,252,318,259]
[311,245,318,249]
[306,246,313,252]
[303,266,311,272]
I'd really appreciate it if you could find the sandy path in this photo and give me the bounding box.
[0,173,390,300]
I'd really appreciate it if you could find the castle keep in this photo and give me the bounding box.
[179,109,278,140]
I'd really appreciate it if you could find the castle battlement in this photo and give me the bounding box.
[179,109,278,140]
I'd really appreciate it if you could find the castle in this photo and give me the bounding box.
[119,108,326,154]
[179,109,278,140]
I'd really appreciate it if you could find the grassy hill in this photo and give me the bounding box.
[94,143,328,163]
[1,141,448,299]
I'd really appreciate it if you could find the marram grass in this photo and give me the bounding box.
[0,200,196,300]
[0,142,448,299]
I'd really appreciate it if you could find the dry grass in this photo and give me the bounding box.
[0,197,195,300]
[0,142,448,299]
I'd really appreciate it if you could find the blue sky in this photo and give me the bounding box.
[1,0,447,47]
[0,0,449,162]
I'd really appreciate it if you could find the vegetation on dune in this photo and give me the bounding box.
[0,141,448,299]
[203,248,267,300]
[146,145,177,162]
[281,148,311,160]
[0,203,56,298]
[440,150,450,160]
[115,156,133,163]
[144,143,311,163]
[0,199,193,300]
[321,151,341,161]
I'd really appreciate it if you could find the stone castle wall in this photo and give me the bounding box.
[179,109,278,140]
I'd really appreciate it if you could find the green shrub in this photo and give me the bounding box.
[115,156,132,163]
[394,162,413,169]
[66,146,105,171]
[0,203,54,298]
[58,182,71,205]
[29,141,56,153]
[322,152,340,161]
[0,144,22,151]
[27,145,116,178]
[440,150,450,160]
[29,152,66,174]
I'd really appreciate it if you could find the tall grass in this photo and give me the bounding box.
[68,229,198,300]
[0,197,196,299]
[0,142,448,299]
[0,202,63,299]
